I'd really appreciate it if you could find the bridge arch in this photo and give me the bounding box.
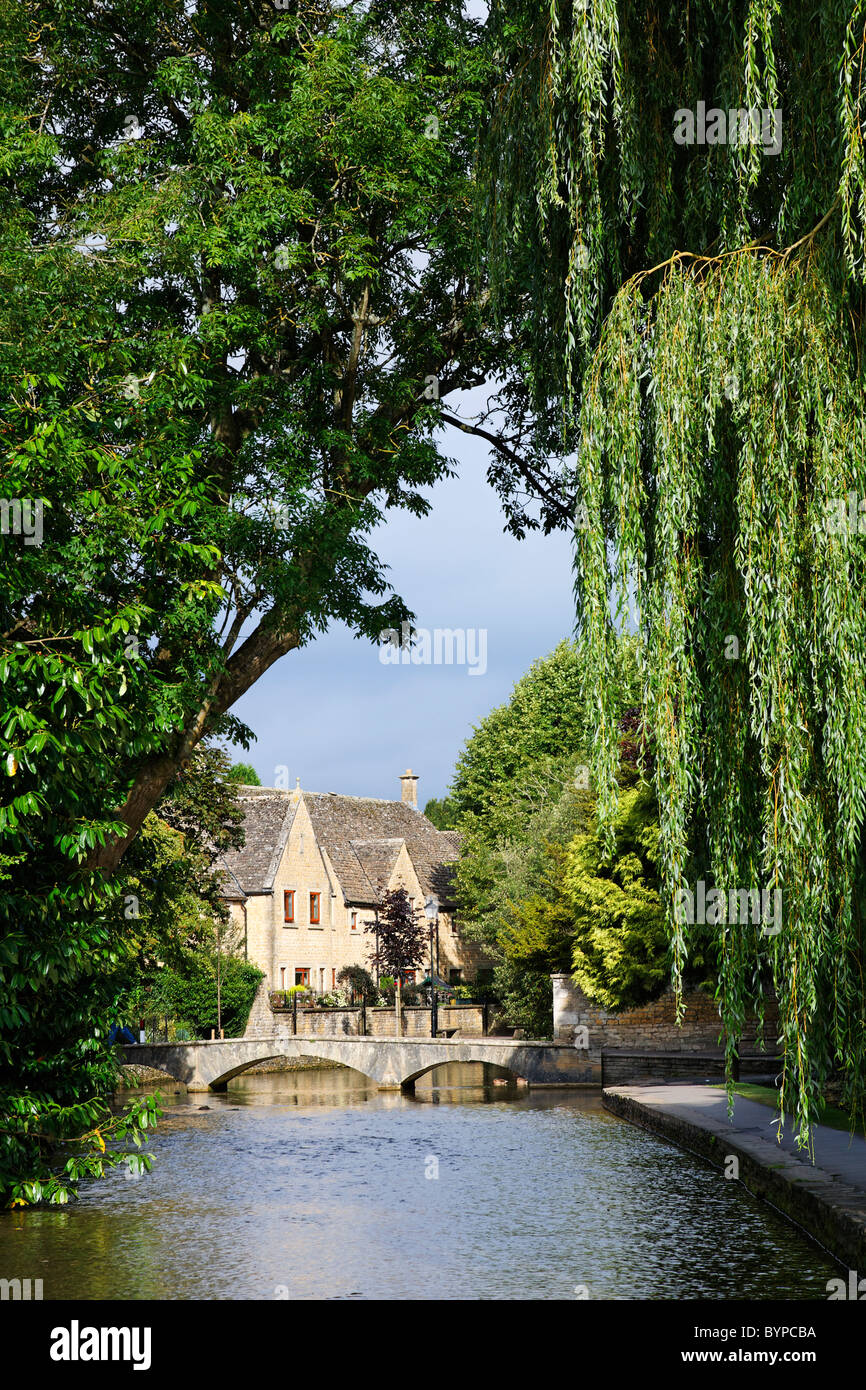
[401,1057,528,1090]
[205,1050,375,1092]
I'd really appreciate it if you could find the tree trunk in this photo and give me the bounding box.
[88,620,301,874]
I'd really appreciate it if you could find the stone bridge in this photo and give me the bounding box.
[123,1035,594,1093]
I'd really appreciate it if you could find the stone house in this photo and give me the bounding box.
[217,770,492,994]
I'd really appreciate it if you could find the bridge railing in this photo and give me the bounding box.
[254,1002,490,1041]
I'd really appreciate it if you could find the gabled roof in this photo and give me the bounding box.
[351,839,404,897]
[217,790,298,897]
[302,792,458,906]
[217,787,460,907]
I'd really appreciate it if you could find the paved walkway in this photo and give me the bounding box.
[621,1083,866,1191]
[604,1083,866,1268]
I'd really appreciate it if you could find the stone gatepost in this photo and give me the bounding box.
[552,974,585,1040]
[243,978,274,1039]
[551,974,602,1079]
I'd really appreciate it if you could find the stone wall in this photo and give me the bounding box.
[600,1050,780,1087]
[552,974,779,1082]
[366,1005,486,1037]
[243,982,487,1041]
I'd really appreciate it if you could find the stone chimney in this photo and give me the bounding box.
[400,768,419,809]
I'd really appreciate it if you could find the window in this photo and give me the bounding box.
[283,890,295,923]
[401,970,416,986]
[350,910,358,931]
[310,892,320,924]
[450,913,459,935]
[331,968,336,989]
[295,968,310,987]
[449,968,462,985]
[280,967,286,988]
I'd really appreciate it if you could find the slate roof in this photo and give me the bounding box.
[218,788,460,908]
[217,790,297,896]
[219,860,248,903]
[347,839,404,898]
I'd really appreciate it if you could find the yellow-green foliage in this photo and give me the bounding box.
[564,783,668,1011]
[499,841,576,975]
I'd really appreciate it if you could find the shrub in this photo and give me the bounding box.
[563,782,669,1011]
[147,954,263,1039]
[317,991,345,1008]
[336,965,377,1003]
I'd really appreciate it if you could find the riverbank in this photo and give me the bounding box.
[603,1082,866,1271]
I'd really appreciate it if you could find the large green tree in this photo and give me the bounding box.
[117,744,268,1041]
[482,0,866,1137]
[447,637,640,1032]
[0,526,164,1203]
[224,761,261,786]
[452,637,639,930]
[0,0,535,1202]
[3,0,538,877]
[564,782,671,1012]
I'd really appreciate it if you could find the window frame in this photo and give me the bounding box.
[283,890,295,924]
[310,891,321,925]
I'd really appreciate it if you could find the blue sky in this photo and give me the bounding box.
[229,422,576,807]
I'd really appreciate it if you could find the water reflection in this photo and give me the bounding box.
[0,1063,841,1301]
[223,1060,525,1109]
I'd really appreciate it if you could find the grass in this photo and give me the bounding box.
[712,1083,866,1138]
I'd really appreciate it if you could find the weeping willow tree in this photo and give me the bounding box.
[480,1,866,1142]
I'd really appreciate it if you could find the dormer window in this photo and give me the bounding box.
[284,890,295,923]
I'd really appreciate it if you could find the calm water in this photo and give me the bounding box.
[0,1064,840,1300]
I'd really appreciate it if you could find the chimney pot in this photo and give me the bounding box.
[400,769,419,808]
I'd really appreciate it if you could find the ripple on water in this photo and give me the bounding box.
[0,1068,841,1300]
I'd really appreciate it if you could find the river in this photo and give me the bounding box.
[0,1063,840,1300]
